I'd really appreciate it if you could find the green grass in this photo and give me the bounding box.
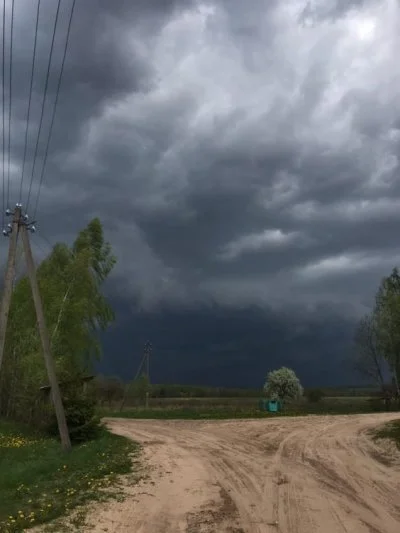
[0,420,140,533]
[103,396,397,420]
[373,420,400,449]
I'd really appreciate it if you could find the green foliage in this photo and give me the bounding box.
[0,218,116,426]
[264,367,303,402]
[304,388,325,403]
[374,268,400,394]
[131,374,150,403]
[105,395,392,420]
[355,267,400,396]
[47,385,103,444]
[373,420,400,449]
[149,384,262,398]
[94,375,124,408]
[0,420,139,532]
[353,313,387,387]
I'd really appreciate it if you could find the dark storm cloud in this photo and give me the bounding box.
[2,0,400,318]
[8,0,152,163]
[99,300,358,388]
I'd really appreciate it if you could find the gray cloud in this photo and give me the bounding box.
[2,0,400,316]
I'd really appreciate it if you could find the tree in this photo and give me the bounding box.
[264,367,303,402]
[353,313,386,388]
[0,218,116,422]
[304,388,325,403]
[374,268,400,397]
[94,375,124,408]
[130,374,150,404]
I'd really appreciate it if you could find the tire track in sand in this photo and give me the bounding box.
[84,413,400,533]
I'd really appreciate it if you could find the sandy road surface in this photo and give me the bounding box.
[86,413,400,533]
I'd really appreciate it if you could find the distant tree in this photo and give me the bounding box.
[264,367,303,402]
[304,388,325,403]
[130,374,150,404]
[375,268,400,397]
[353,313,386,388]
[95,375,124,408]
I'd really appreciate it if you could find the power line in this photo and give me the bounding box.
[7,0,15,210]
[35,231,55,252]
[18,0,42,205]
[31,234,49,258]
[33,0,77,221]
[25,0,63,214]
[1,0,6,229]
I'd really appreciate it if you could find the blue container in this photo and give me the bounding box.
[268,400,280,413]
[258,399,268,411]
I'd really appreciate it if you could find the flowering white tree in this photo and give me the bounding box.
[264,367,303,402]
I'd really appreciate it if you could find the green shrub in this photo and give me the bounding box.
[367,397,386,411]
[47,385,103,444]
[305,388,325,403]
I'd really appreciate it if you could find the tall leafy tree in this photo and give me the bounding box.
[353,312,387,388]
[374,268,400,396]
[0,218,116,419]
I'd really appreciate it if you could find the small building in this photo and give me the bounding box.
[259,398,282,412]
[39,375,95,403]
[268,399,281,413]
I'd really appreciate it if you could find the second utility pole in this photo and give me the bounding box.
[145,341,152,409]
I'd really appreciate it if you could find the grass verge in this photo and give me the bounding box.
[102,400,399,420]
[373,420,400,449]
[0,420,140,533]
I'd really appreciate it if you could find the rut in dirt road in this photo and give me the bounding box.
[85,413,400,533]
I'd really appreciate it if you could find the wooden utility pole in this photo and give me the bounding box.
[145,341,151,409]
[119,341,152,411]
[20,222,71,452]
[0,206,21,375]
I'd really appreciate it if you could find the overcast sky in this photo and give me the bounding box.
[3,0,400,319]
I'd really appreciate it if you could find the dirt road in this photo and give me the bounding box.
[87,413,400,533]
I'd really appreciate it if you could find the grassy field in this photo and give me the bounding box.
[374,420,400,449]
[0,420,141,533]
[103,395,398,420]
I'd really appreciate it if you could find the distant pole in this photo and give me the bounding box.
[146,341,150,382]
[20,222,71,452]
[0,205,21,376]
[119,349,146,412]
[145,341,152,409]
